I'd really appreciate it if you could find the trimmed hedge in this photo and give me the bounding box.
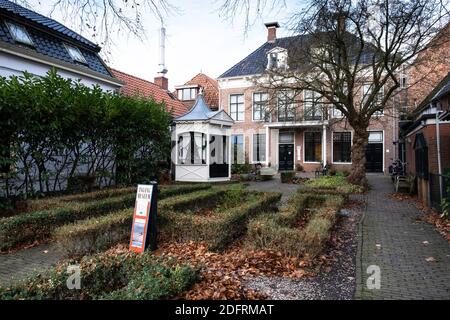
[246,192,344,258]
[53,187,229,257]
[24,183,212,214]
[162,190,282,251]
[0,184,213,251]
[303,176,363,195]
[0,248,198,300]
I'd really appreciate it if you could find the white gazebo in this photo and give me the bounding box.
[172,93,234,182]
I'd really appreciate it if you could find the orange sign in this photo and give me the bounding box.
[129,184,154,253]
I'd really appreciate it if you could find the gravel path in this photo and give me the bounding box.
[243,196,364,300]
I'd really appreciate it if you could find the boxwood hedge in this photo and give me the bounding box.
[246,191,344,258]
[54,187,229,257]
[0,248,198,300]
[0,184,212,251]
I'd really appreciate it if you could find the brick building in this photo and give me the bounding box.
[404,73,450,208]
[216,22,398,173]
[175,73,219,111]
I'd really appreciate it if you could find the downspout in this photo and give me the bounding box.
[436,109,444,200]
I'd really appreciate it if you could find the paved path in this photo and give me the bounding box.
[356,175,450,300]
[0,243,63,286]
[246,175,301,206]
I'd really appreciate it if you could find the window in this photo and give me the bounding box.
[230,94,244,121]
[269,53,278,69]
[267,47,288,69]
[177,88,197,101]
[400,74,407,89]
[252,133,266,162]
[368,131,383,143]
[362,84,384,115]
[279,132,294,144]
[231,135,244,164]
[6,22,34,46]
[64,44,87,63]
[253,92,269,121]
[178,132,206,165]
[333,132,352,163]
[333,107,344,118]
[304,90,323,120]
[210,135,228,165]
[278,91,295,122]
[304,131,322,162]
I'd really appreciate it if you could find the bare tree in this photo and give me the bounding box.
[14,0,177,52]
[221,0,449,185]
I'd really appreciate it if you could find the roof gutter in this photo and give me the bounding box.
[0,42,124,87]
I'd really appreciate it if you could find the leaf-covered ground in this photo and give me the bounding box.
[389,193,450,243]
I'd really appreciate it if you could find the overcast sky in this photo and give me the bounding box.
[29,0,302,90]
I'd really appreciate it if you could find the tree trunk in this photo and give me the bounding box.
[348,127,369,187]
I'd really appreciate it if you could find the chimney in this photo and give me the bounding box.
[265,22,280,43]
[154,76,168,90]
[155,26,169,90]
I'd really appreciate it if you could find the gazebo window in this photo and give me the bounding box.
[178,132,206,165]
[210,135,229,165]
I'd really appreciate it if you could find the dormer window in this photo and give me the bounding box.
[267,47,288,70]
[6,22,34,46]
[64,44,87,64]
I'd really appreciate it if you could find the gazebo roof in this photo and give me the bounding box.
[174,94,234,124]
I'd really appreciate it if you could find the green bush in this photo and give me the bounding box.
[0,249,198,300]
[24,183,212,214]
[280,171,296,183]
[53,187,228,257]
[231,163,252,174]
[162,191,282,251]
[304,175,363,194]
[0,69,172,197]
[0,184,213,251]
[246,192,344,258]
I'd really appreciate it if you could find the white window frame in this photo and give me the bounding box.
[231,134,245,164]
[331,131,353,164]
[252,92,269,122]
[277,91,296,122]
[304,90,323,121]
[251,133,267,164]
[6,22,34,46]
[229,94,245,122]
[362,83,384,116]
[64,43,87,64]
[303,130,322,164]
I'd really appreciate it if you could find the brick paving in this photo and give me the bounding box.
[356,175,450,300]
[0,244,63,286]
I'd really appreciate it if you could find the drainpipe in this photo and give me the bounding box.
[436,109,443,200]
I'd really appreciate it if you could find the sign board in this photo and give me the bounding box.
[129,183,158,253]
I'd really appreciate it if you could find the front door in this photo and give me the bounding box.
[279,144,294,171]
[365,143,383,172]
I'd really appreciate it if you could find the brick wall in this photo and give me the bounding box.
[219,86,397,173]
[407,24,450,110]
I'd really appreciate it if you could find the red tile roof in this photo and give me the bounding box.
[178,73,219,110]
[111,69,187,117]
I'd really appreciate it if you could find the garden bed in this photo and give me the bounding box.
[54,187,233,257]
[0,184,213,252]
[0,245,198,300]
[160,189,282,251]
[246,191,344,258]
